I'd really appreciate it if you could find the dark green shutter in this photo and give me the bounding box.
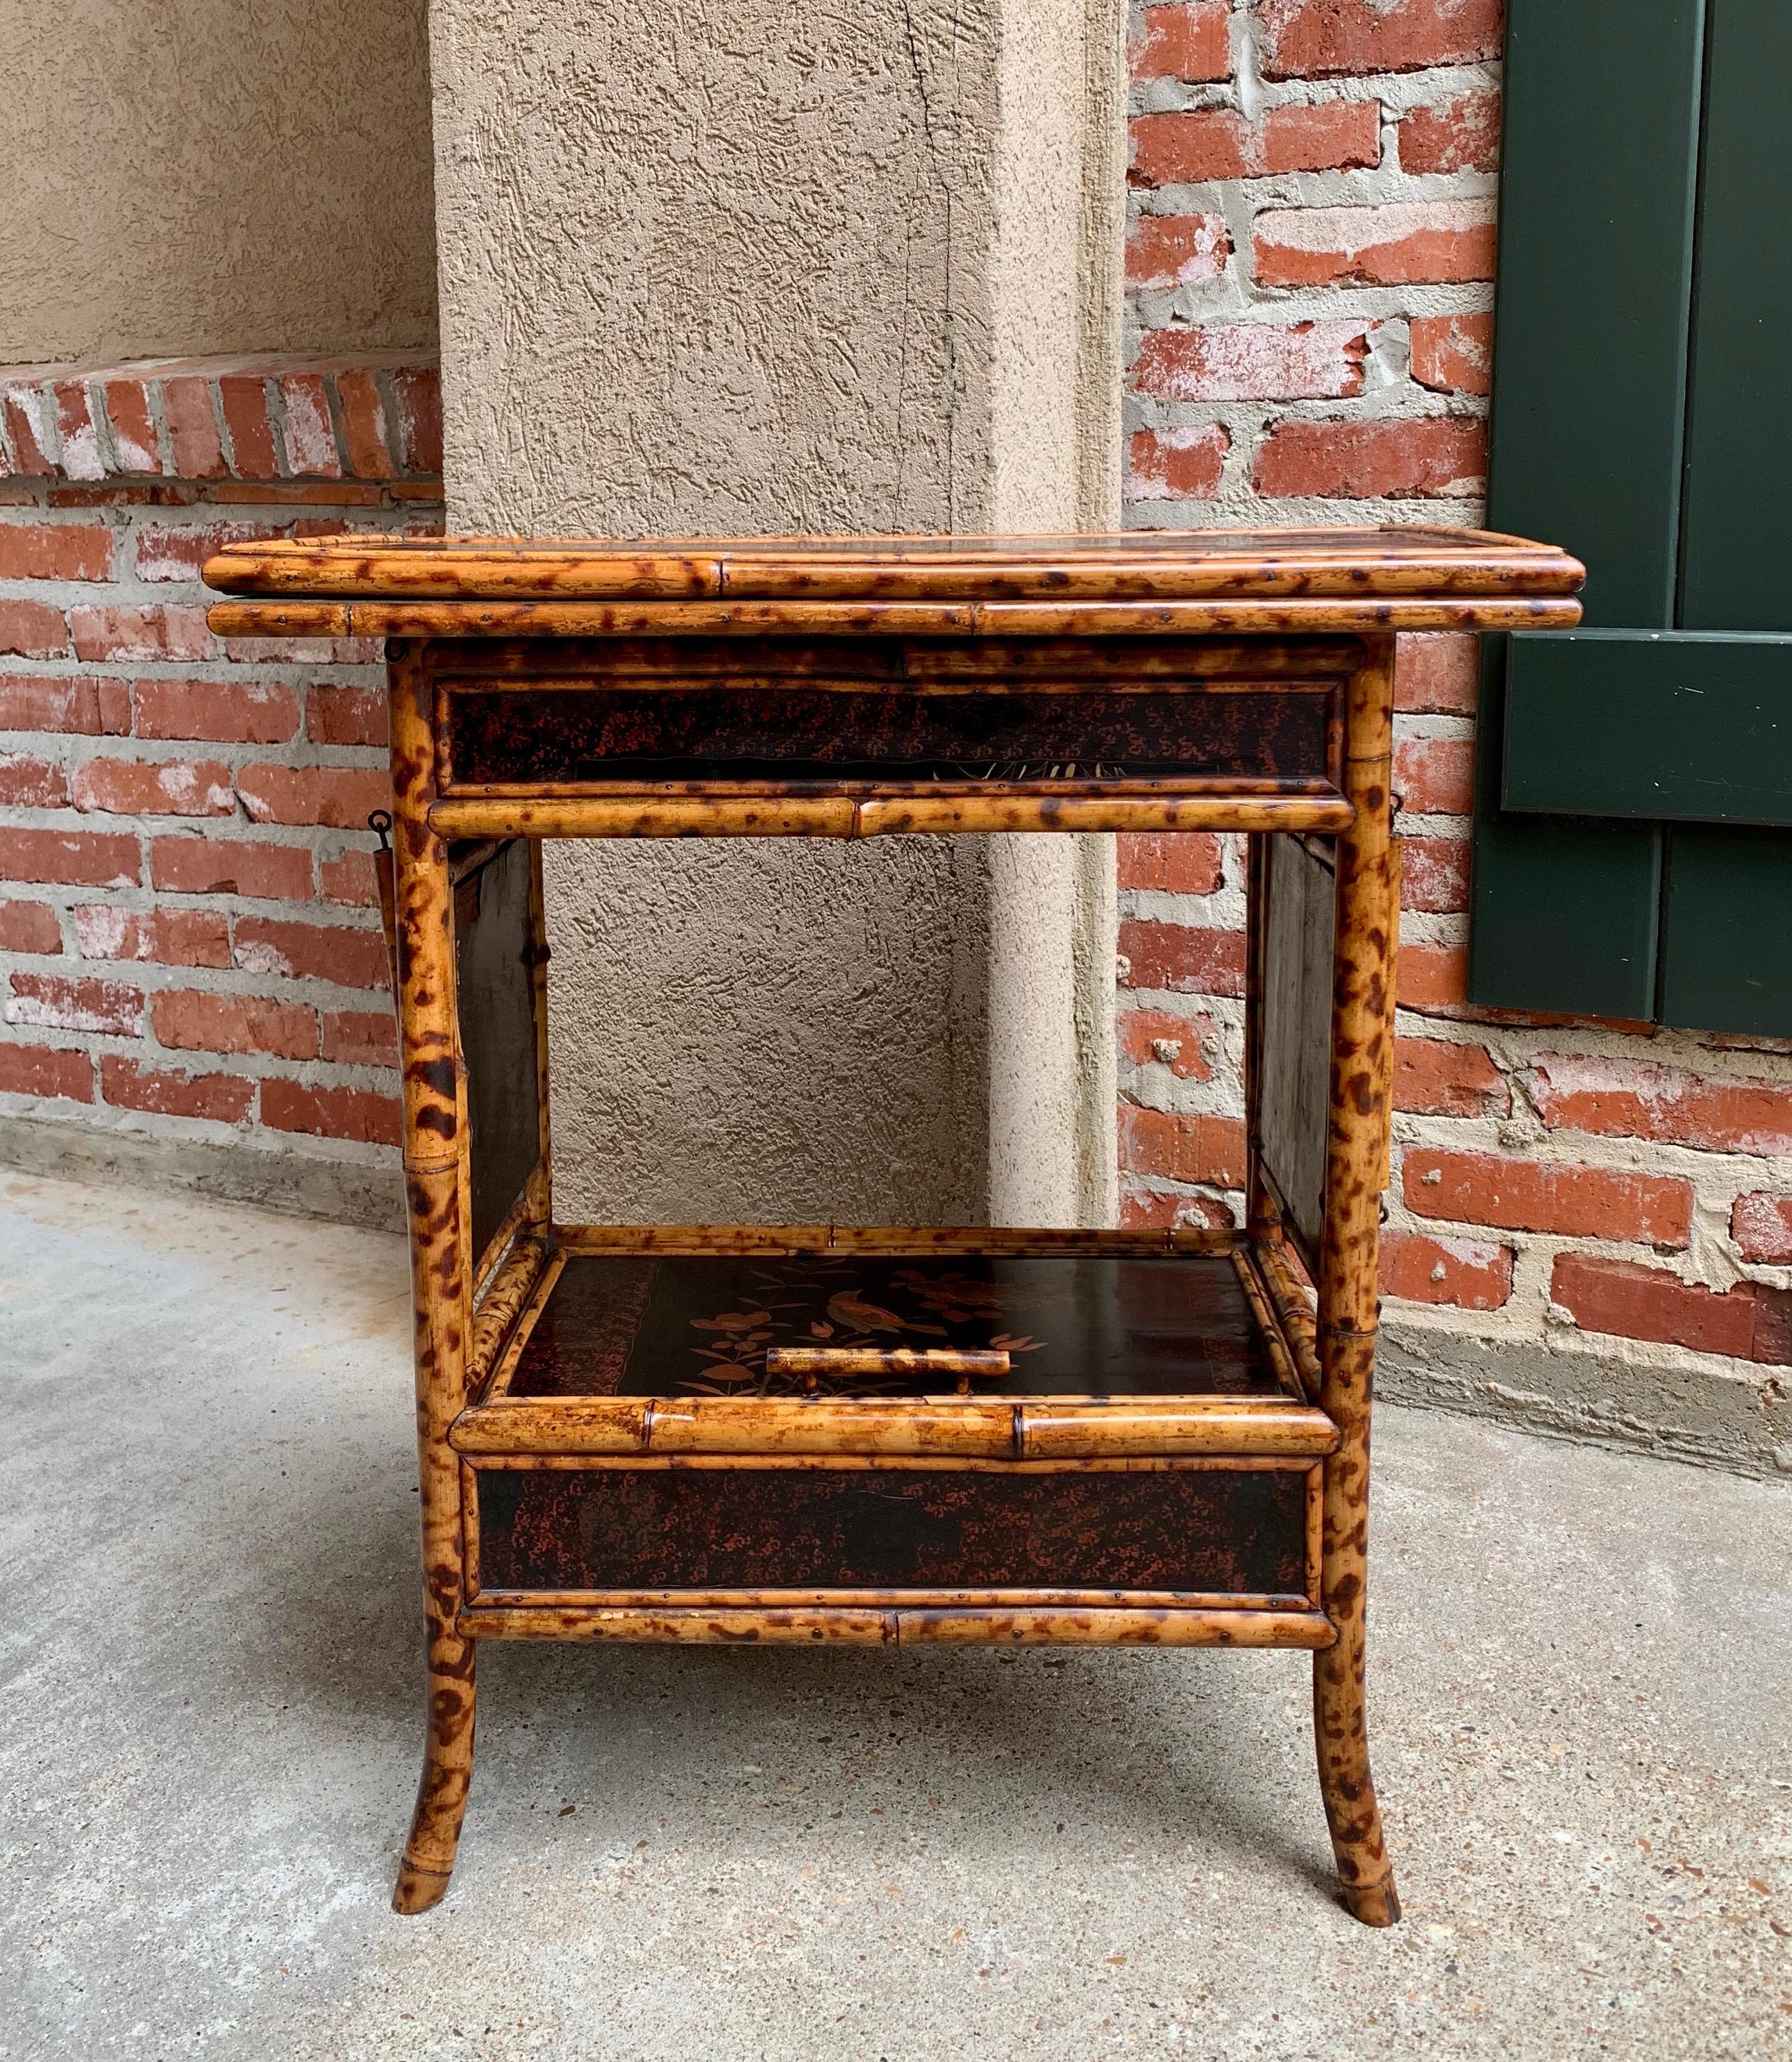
[1471,0,1792,1033]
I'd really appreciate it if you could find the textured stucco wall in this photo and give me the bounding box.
[0,1,437,365]
[428,0,1124,1226]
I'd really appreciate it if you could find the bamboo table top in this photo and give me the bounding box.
[203,527,1585,638]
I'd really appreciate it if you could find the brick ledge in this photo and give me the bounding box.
[1,354,442,490]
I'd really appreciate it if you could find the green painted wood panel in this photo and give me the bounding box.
[1470,640,1661,1023]
[1678,0,1792,631]
[1502,632,1792,825]
[1469,0,1706,1020]
[1483,1,1707,627]
[1658,828,1792,1034]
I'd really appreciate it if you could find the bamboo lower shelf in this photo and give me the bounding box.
[451,1226,1337,1642]
[203,525,1585,1931]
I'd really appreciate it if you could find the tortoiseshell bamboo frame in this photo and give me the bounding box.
[204,529,1585,1929]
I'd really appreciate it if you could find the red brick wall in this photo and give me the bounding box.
[1118,1,1792,1453]
[0,355,442,1212]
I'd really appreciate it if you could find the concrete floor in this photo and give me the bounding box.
[1,1169,1789,2062]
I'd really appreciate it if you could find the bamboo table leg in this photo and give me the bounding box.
[1314,635,1401,1927]
[388,642,478,1914]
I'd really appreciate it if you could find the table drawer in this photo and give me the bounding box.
[465,1456,1316,1600]
[430,637,1348,798]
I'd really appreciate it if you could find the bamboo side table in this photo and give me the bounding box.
[205,528,1582,1924]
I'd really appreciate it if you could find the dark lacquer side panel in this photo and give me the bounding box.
[442,683,1334,789]
[454,838,541,1266]
[510,1252,1281,1400]
[475,1461,1309,1593]
[1257,834,1335,1264]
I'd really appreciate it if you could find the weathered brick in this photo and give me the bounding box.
[0,753,67,808]
[1132,100,1380,185]
[6,970,143,1035]
[321,1007,399,1068]
[2,387,56,476]
[1118,1005,1217,1081]
[1119,916,1247,996]
[262,1076,401,1146]
[1398,835,1469,912]
[1405,1148,1694,1247]
[149,836,312,901]
[133,520,278,583]
[207,480,382,510]
[69,604,211,664]
[1126,212,1231,289]
[1397,940,1468,1012]
[278,374,344,479]
[1255,201,1496,287]
[392,369,443,477]
[1411,312,1495,396]
[319,848,378,906]
[1380,1229,1513,1309]
[236,764,390,829]
[1393,732,1475,816]
[0,675,126,735]
[0,600,71,660]
[0,521,113,580]
[233,915,392,990]
[1132,1,1232,83]
[306,682,387,746]
[72,757,235,818]
[219,638,380,673]
[1732,1192,1792,1266]
[1399,89,1502,174]
[0,826,139,887]
[101,378,161,474]
[51,382,104,481]
[99,1055,253,1122]
[74,905,231,969]
[1393,1034,1508,1117]
[1117,830,1225,896]
[133,677,299,744]
[1526,1056,1792,1159]
[1127,426,1231,501]
[47,482,187,509]
[1117,1103,1247,1187]
[1259,0,1504,80]
[0,900,62,954]
[218,376,280,478]
[0,1039,92,1102]
[1120,1184,1236,1230]
[1550,1252,1792,1365]
[1395,632,1480,714]
[160,376,227,480]
[335,369,398,479]
[151,987,317,1059]
[1135,319,1372,402]
[1255,416,1487,499]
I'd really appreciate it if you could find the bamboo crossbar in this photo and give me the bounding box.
[426,794,1358,840]
[553,1221,1239,1257]
[455,1604,1339,1648]
[462,1584,1311,1611]
[206,596,1584,641]
[449,1394,1340,1459]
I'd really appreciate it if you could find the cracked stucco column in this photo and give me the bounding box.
[426,0,1125,1226]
